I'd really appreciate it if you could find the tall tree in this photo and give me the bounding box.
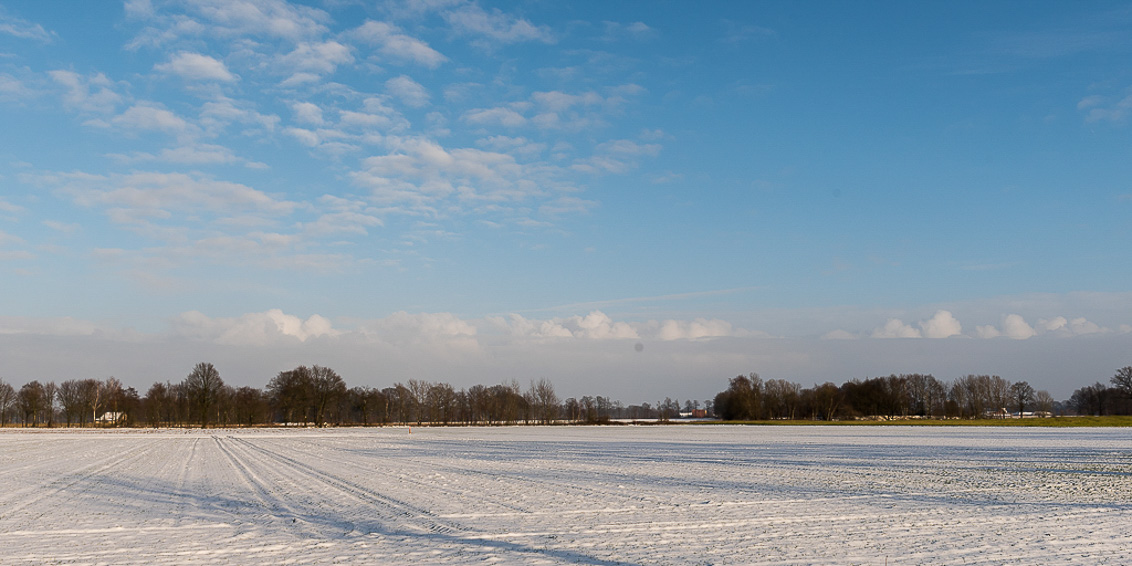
[268,366,313,425]
[17,381,46,426]
[81,378,104,425]
[0,379,15,426]
[183,362,224,428]
[309,366,346,427]
[1009,381,1036,414]
[529,378,559,424]
[58,379,85,427]
[1111,366,1132,396]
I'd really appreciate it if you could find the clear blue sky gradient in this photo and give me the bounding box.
[1,1,1130,399]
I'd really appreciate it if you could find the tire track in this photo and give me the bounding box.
[210,434,340,537]
[230,436,467,537]
[0,439,158,528]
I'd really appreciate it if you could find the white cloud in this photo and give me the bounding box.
[38,170,296,217]
[1038,316,1106,336]
[352,137,557,213]
[974,313,1104,340]
[919,310,962,339]
[498,311,637,340]
[0,8,54,42]
[1082,93,1132,123]
[130,0,329,46]
[173,309,339,346]
[111,102,193,135]
[386,75,430,108]
[48,70,123,114]
[291,101,324,125]
[0,73,35,102]
[463,106,528,128]
[277,41,353,83]
[0,198,25,214]
[1002,314,1037,340]
[42,220,80,233]
[347,20,447,68]
[441,2,554,45]
[302,195,383,236]
[573,139,662,174]
[155,52,236,81]
[601,21,657,42]
[200,96,280,134]
[493,311,748,342]
[650,318,739,341]
[107,143,247,166]
[872,318,921,339]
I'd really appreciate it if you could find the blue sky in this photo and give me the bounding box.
[1,0,1131,399]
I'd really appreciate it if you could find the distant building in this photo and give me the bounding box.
[96,412,125,424]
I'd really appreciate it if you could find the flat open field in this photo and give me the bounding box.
[1,426,1130,565]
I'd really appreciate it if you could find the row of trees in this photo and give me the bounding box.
[4,364,1130,427]
[0,363,692,428]
[714,367,1132,421]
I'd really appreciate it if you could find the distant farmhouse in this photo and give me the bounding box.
[96,412,125,424]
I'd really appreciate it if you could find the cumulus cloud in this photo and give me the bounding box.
[496,311,638,340]
[128,0,330,47]
[1001,314,1037,340]
[872,318,921,339]
[277,41,353,84]
[974,313,1107,340]
[351,137,563,213]
[386,75,430,108]
[291,101,324,125]
[173,309,339,346]
[441,2,554,45]
[347,20,447,68]
[1038,316,1104,336]
[48,70,123,114]
[111,102,194,134]
[155,52,236,81]
[919,310,962,339]
[492,311,747,342]
[872,310,962,339]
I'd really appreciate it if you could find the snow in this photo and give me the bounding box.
[1,426,1130,565]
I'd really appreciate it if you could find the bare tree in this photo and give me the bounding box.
[183,362,224,428]
[268,366,313,425]
[81,378,104,425]
[1034,390,1055,415]
[58,379,85,427]
[1009,381,1036,414]
[310,366,346,427]
[529,378,559,424]
[18,381,46,426]
[407,379,430,425]
[0,379,15,426]
[42,382,58,427]
[1111,366,1132,396]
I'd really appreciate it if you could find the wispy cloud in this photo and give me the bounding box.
[0,7,55,43]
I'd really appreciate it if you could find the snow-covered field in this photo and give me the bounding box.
[1,426,1130,565]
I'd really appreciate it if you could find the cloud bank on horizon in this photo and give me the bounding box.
[1,0,1131,398]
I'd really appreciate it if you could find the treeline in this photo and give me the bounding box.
[0,362,695,428]
[713,368,1132,421]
